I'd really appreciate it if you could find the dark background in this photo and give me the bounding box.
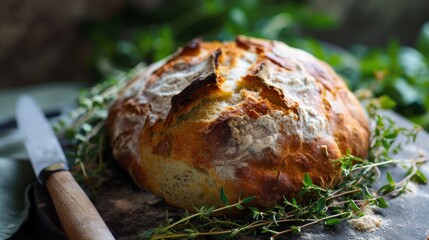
[1,0,428,88]
[1,0,429,129]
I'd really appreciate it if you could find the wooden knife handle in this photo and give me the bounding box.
[45,171,115,240]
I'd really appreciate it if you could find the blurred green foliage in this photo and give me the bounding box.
[80,0,429,130]
[81,0,334,71]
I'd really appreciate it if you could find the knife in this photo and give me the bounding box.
[16,95,115,240]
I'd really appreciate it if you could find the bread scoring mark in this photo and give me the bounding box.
[250,60,331,140]
[167,72,218,125]
[121,37,212,99]
[212,103,331,181]
[264,51,296,71]
[260,62,317,103]
[254,61,331,140]
[252,62,299,113]
[200,96,272,134]
[207,54,332,179]
[219,47,258,92]
[143,53,217,124]
[166,50,222,124]
[235,35,273,51]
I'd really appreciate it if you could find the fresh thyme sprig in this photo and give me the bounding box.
[55,63,146,187]
[365,96,420,163]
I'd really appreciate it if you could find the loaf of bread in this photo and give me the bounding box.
[106,36,370,211]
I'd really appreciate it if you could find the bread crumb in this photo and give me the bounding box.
[220,50,257,92]
[349,215,382,232]
[348,206,382,232]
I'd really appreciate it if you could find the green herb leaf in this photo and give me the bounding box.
[385,131,398,139]
[290,226,301,234]
[412,170,428,184]
[324,218,340,226]
[316,198,326,212]
[376,197,389,208]
[378,184,395,195]
[349,200,361,212]
[378,95,396,109]
[236,204,245,210]
[292,198,298,207]
[364,186,374,199]
[381,139,391,150]
[303,173,312,187]
[386,172,395,187]
[242,196,256,204]
[220,187,229,205]
[204,206,215,215]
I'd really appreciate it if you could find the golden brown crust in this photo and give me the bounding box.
[106,36,370,212]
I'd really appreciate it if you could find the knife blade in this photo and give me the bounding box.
[16,95,115,240]
[16,96,68,182]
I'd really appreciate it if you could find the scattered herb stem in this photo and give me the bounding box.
[271,212,352,238]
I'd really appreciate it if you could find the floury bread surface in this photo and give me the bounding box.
[107,36,370,211]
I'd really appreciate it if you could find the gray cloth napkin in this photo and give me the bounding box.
[0,83,82,239]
